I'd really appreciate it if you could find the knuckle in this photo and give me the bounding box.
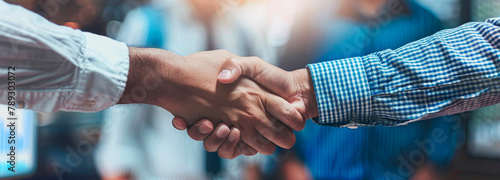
[245,109,260,121]
[272,132,282,143]
[258,126,279,142]
[276,130,292,148]
[242,133,257,145]
[217,151,230,159]
[215,49,226,53]
[261,144,276,155]
[282,107,304,131]
[241,134,260,150]
[217,49,232,56]
[228,57,239,64]
[281,106,296,122]
[297,120,306,131]
[187,131,204,141]
[203,141,218,152]
[248,56,262,61]
[283,133,296,149]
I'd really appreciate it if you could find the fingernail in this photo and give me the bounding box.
[198,125,211,134]
[217,128,228,138]
[218,69,231,79]
[172,120,180,128]
[173,120,184,130]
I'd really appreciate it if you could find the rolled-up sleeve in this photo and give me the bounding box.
[0,1,129,113]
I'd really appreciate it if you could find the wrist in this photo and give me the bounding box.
[118,47,183,107]
[294,68,319,119]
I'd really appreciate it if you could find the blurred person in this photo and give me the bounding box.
[288,0,459,179]
[94,0,278,179]
[174,0,500,170]
[0,0,302,170]
[4,0,37,10]
[227,0,459,179]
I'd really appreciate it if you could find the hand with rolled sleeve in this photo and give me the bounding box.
[174,17,500,158]
[0,1,303,156]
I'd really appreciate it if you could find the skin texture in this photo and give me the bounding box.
[119,48,303,157]
[172,56,319,158]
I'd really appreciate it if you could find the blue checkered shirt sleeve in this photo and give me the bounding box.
[307,18,500,127]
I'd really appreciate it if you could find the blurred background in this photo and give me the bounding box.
[0,0,500,179]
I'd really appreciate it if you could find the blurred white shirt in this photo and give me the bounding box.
[0,1,129,113]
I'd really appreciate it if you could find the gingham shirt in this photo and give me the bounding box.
[307,17,500,127]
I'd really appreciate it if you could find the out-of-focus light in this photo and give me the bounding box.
[266,0,301,47]
[103,6,120,22]
[76,0,91,6]
[106,20,122,39]
[219,0,245,11]
[63,22,81,29]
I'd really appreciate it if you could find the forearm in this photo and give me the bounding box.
[119,47,163,105]
[118,47,185,108]
[308,18,500,127]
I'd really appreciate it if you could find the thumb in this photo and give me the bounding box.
[217,57,272,84]
[217,58,243,84]
[218,57,290,97]
[172,117,188,130]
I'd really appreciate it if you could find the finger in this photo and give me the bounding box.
[256,133,277,155]
[218,57,289,96]
[217,127,242,159]
[240,128,276,155]
[218,57,274,84]
[255,115,296,149]
[217,57,246,84]
[238,141,258,156]
[203,123,231,152]
[172,117,188,130]
[186,119,214,141]
[263,94,305,131]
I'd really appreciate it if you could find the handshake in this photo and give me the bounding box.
[119,47,319,159]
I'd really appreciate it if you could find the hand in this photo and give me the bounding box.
[172,119,258,158]
[172,56,319,157]
[218,57,319,119]
[119,48,303,155]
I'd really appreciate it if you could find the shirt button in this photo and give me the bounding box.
[347,125,358,129]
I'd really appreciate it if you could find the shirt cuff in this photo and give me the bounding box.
[63,33,129,112]
[306,57,372,127]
